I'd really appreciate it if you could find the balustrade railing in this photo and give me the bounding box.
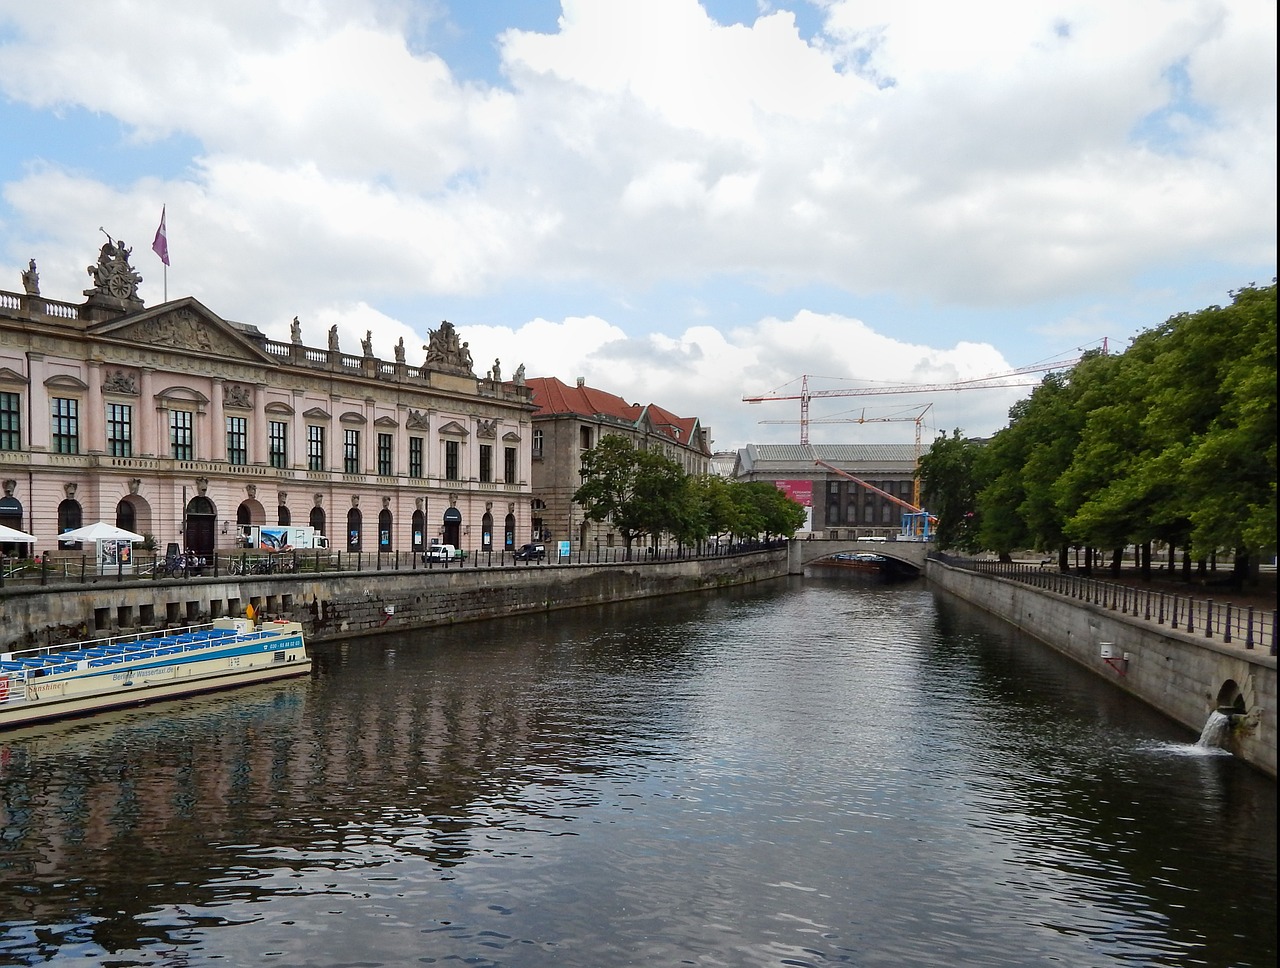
[954,557,1277,656]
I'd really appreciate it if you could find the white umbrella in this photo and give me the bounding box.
[0,524,37,543]
[59,522,145,543]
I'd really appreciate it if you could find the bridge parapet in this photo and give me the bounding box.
[789,538,929,575]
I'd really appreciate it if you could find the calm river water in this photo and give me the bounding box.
[0,575,1275,967]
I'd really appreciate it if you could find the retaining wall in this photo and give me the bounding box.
[927,559,1277,778]
[1,551,790,651]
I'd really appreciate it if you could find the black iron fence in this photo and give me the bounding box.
[0,539,786,591]
[943,556,1277,656]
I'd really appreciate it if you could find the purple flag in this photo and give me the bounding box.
[152,206,169,266]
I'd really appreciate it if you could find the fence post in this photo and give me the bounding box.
[1245,607,1254,650]
[1157,592,1165,624]
[1144,590,1151,622]
[1223,603,1232,644]
[1204,600,1213,638]
[1186,598,1195,634]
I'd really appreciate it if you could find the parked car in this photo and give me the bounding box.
[514,543,546,561]
[424,543,461,562]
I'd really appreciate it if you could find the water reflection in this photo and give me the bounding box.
[0,580,1275,967]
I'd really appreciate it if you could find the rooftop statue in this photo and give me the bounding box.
[84,236,143,302]
[422,320,475,375]
[21,258,39,296]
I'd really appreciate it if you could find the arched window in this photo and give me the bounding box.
[412,509,425,551]
[310,506,326,535]
[346,508,362,552]
[236,503,252,528]
[504,512,516,551]
[481,511,494,551]
[278,504,292,526]
[58,499,83,547]
[378,508,392,552]
[115,499,136,533]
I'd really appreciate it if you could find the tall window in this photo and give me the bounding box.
[409,436,424,478]
[106,404,132,457]
[226,416,248,465]
[377,433,393,476]
[0,393,20,451]
[307,425,325,471]
[445,440,459,481]
[479,444,493,483]
[532,429,543,458]
[579,426,593,450]
[343,429,360,474]
[504,446,517,483]
[169,409,193,460]
[52,397,80,454]
[268,420,288,468]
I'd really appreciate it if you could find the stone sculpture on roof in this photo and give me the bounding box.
[421,320,475,376]
[21,259,39,296]
[84,235,143,303]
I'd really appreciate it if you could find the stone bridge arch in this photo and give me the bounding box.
[789,538,928,576]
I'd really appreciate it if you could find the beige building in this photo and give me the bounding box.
[0,244,536,558]
[526,376,711,551]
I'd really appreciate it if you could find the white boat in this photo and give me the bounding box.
[0,617,310,729]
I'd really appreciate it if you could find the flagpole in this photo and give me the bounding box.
[152,204,170,303]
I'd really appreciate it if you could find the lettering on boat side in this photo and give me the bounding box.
[112,666,171,682]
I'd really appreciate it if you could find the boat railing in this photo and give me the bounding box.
[1,620,296,667]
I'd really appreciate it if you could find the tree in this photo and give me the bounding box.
[573,434,648,557]
[916,429,983,552]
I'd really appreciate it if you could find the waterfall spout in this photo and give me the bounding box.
[1195,710,1233,750]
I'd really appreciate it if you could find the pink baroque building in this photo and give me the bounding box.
[0,244,536,558]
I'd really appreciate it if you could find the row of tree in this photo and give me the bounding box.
[573,435,806,556]
[917,283,1276,579]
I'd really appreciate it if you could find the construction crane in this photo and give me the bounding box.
[761,404,935,505]
[814,458,936,541]
[742,346,1100,445]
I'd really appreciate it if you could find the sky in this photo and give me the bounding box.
[0,0,1274,453]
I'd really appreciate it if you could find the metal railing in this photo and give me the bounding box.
[946,556,1277,656]
[0,540,786,591]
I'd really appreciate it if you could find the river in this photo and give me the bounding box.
[0,575,1275,967]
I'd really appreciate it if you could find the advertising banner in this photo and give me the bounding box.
[774,479,814,532]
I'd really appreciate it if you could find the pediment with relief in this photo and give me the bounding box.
[89,297,277,364]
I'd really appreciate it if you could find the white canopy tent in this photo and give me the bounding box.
[0,524,37,544]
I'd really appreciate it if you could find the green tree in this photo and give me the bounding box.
[573,434,648,557]
[916,429,983,551]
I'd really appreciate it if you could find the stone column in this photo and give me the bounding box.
[139,368,156,457]
[85,361,105,455]
[210,379,226,462]
[250,384,268,465]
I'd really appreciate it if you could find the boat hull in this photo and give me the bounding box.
[0,619,310,730]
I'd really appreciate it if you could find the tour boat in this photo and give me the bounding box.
[0,617,310,729]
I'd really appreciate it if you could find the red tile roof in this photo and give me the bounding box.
[527,376,707,453]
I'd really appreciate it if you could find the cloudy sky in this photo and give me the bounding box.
[0,0,1274,452]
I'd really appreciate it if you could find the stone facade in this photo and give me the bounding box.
[0,251,536,558]
[733,442,921,537]
[526,376,711,552]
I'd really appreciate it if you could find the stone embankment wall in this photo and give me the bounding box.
[926,559,1277,778]
[1,551,790,652]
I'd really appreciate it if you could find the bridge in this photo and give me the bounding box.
[788,537,929,576]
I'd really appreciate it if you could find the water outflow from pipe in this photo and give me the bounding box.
[1195,710,1233,749]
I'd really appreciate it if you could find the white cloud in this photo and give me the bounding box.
[0,0,1272,454]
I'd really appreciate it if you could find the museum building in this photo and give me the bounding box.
[0,243,537,557]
